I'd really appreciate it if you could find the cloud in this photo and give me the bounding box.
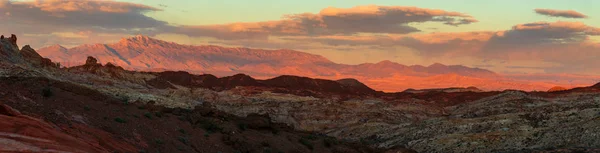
[282,31,495,56]
[483,21,600,52]
[19,0,160,13]
[534,8,588,18]
[179,5,477,40]
[2,1,479,47]
[505,66,547,69]
[1,0,170,47]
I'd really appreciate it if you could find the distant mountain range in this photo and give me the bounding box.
[37,35,593,91]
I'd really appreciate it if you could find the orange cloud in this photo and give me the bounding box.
[485,21,600,52]
[398,32,494,44]
[534,8,588,18]
[283,31,494,56]
[180,5,477,39]
[1,0,169,48]
[15,0,161,13]
[512,21,599,35]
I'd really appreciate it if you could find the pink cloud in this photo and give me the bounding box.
[180,5,477,39]
[15,0,161,13]
[1,0,169,48]
[534,8,588,18]
[484,21,600,51]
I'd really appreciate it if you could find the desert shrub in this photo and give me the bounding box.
[237,123,248,131]
[177,136,189,145]
[178,128,186,134]
[271,128,280,135]
[263,147,273,153]
[303,134,318,140]
[261,141,270,147]
[83,106,91,111]
[114,117,127,123]
[200,119,222,133]
[324,138,339,147]
[177,145,185,151]
[42,87,53,97]
[116,94,130,104]
[154,112,163,118]
[144,112,152,119]
[154,139,164,145]
[299,138,314,150]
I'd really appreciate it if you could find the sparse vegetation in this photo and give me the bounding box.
[116,94,129,105]
[178,128,186,134]
[83,106,91,111]
[271,128,280,135]
[144,112,152,119]
[154,112,163,118]
[114,117,127,123]
[200,119,223,133]
[299,138,314,150]
[154,139,164,145]
[177,145,185,151]
[303,134,318,140]
[261,141,270,147]
[263,147,273,153]
[237,123,248,131]
[324,138,340,147]
[42,86,53,97]
[177,136,189,145]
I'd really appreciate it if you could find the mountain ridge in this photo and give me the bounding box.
[36,35,578,91]
[38,35,495,76]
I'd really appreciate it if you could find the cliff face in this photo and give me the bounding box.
[0,34,57,68]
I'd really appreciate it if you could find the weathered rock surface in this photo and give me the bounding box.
[0,104,137,153]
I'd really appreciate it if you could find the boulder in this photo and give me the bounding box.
[85,56,99,66]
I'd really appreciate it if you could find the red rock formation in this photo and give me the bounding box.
[9,34,17,46]
[20,45,56,67]
[592,82,600,88]
[0,103,137,152]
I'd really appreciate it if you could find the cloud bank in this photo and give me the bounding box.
[535,8,588,18]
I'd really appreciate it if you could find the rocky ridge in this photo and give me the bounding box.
[0,34,405,153]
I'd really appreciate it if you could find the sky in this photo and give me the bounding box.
[1,0,599,75]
